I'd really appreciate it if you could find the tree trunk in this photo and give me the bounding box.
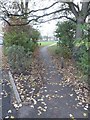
[75,2,88,40]
[76,16,85,40]
[73,16,85,59]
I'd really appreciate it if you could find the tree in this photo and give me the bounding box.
[29,28,40,42]
[55,20,76,50]
[0,0,90,39]
[3,17,40,52]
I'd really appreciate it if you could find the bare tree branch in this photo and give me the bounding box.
[86,10,90,17]
[3,14,76,26]
[2,7,72,26]
[2,17,11,26]
[66,2,79,12]
[37,16,76,24]
[28,8,70,19]
[0,0,90,27]
[67,2,79,18]
[5,1,60,17]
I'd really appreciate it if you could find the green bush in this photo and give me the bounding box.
[55,45,72,59]
[4,31,37,53]
[24,39,38,52]
[55,20,76,51]
[7,45,32,73]
[76,45,88,75]
[3,18,40,74]
[74,23,89,76]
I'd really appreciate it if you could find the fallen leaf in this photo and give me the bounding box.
[55,91,58,93]
[5,116,9,118]
[60,95,63,98]
[84,107,88,111]
[30,105,34,108]
[8,110,12,113]
[44,106,47,109]
[31,98,37,105]
[19,103,22,107]
[10,116,15,119]
[45,90,47,92]
[69,114,75,119]
[69,94,73,97]
[38,110,42,115]
[0,92,4,95]
[83,113,87,117]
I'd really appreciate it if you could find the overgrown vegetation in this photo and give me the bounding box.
[55,45,72,59]
[3,18,40,73]
[55,21,76,50]
[74,24,89,78]
[55,20,89,83]
[55,20,76,58]
[7,45,32,74]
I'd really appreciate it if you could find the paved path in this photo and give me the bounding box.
[18,46,88,118]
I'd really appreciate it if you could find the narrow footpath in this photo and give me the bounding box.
[18,46,88,118]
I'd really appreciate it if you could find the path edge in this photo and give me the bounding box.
[8,71,21,104]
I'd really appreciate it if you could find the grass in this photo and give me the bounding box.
[38,41,57,47]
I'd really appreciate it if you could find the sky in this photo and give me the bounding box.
[35,21,57,37]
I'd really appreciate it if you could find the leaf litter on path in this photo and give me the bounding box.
[50,52,89,107]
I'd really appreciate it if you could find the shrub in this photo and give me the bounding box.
[55,45,72,59]
[3,17,40,75]
[74,23,89,75]
[55,20,76,51]
[4,31,28,45]
[3,17,40,53]
[7,45,32,73]
[3,30,37,52]
[77,45,88,75]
